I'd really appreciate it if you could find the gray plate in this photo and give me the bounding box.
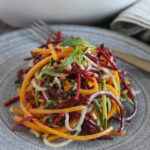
[0,25,150,150]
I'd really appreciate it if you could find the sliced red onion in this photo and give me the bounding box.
[112,101,137,122]
[87,90,125,131]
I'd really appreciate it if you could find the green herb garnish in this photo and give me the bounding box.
[63,46,85,65]
[59,37,92,48]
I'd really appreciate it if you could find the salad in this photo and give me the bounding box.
[4,32,137,148]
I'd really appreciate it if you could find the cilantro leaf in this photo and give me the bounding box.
[59,37,92,48]
[63,54,76,65]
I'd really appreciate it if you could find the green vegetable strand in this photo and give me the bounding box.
[102,79,107,129]
[57,66,64,73]
[63,46,85,65]
[48,115,54,125]
[94,101,103,125]
[43,101,56,109]
[112,77,118,92]
[121,92,135,106]
[34,89,39,107]
[106,97,111,113]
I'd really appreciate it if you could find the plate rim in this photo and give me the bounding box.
[0,24,150,54]
[0,24,150,150]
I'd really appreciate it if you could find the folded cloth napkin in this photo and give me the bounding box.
[111,0,150,43]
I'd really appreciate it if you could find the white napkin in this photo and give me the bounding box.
[111,0,150,42]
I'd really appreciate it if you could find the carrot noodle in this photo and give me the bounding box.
[5,35,137,148]
[17,88,21,96]
[13,116,45,132]
[30,106,85,114]
[80,78,99,95]
[10,107,24,115]
[12,116,36,131]
[48,44,58,60]
[109,130,126,136]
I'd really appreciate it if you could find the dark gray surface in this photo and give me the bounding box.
[0,21,10,34]
[0,25,150,150]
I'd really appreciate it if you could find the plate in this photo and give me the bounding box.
[0,25,150,150]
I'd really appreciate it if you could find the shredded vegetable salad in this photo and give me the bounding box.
[4,32,138,148]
